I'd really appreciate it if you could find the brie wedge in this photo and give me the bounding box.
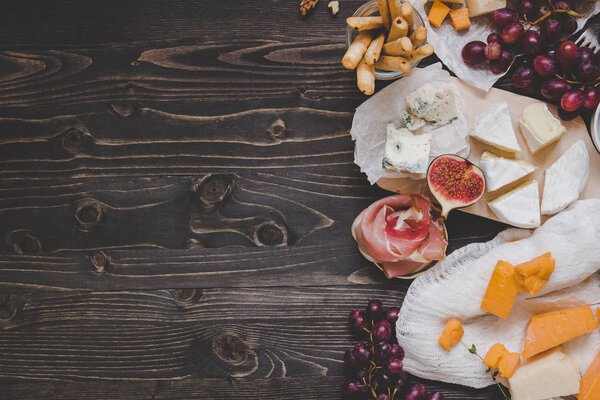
[471,102,521,153]
[508,348,580,400]
[479,151,536,191]
[488,180,540,228]
[519,103,566,154]
[405,83,458,128]
[466,0,507,17]
[382,123,432,174]
[541,139,589,215]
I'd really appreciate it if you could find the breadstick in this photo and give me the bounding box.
[342,30,376,70]
[382,37,413,56]
[377,0,392,31]
[387,17,409,42]
[388,0,403,21]
[405,43,434,62]
[357,58,375,95]
[346,16,384,31]
[410,26,427,47]
[401,2,414,29]
[364,32,386,65]
[375,56,412,73]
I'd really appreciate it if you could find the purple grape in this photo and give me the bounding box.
[538,4,552,17]
[485,42,503,61]
[540,78,572,101]
[487,32,501,44]
[375,371,393,390]
[349,309,368,332]
[340,379,361,397]
[522,30,542,55]
[366,299,384,320]
[518,0,537,19]
[344,349,361,371]
[558,41,580,72]
[405,383,428,400]
[553,0,573,11]
[559,14,578,37]
[353,342,372,365]
[577,62,599,82]
[386,307,400,325]
[377,394,389,400]
[558,107,579,121]
[533,55,557,77]
[502,22,525,44]
[376,341,392,362]
[395,371,409,391]
[356,368,368,382]
[541,18,562,42]
[385,357,403,375]
[512,66,537,89]
[492,8,518,28]
[462,41,487,65]
[390,344,405,360]
[428,392,444,400]
[561,89,584,112]
[373,320,392,342]
[490,50,514,74]
[583,87,599,110]
[579,47,594,64]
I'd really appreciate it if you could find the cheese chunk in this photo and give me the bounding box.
[449,8,471,31]
[383,123,432,174]
[471,102,521,153]
[438,317,464,351]
[479,151,536,191]
[514,252,555,295]
[488,180,540,229]
[509,348,580,400]
[481,260,518,319]
[541,139,589,215]
[522,306,599,359]
[519,103,566,154]
[466,0,506,17]
[405,83,458,128]
[484,343,521,378]
[428,0,451,28]
[580,350,600,400]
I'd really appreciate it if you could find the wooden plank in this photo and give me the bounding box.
[0,288,503,399]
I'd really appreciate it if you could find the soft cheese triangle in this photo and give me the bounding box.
[541,139,589,215]
[479,151,536,191]
[488,180,540,228]
[470,102,521,153]
[519,103,566,154]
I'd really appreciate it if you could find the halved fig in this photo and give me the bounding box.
[427,154,486,217]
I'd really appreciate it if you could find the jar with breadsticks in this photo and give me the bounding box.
[343,0,434,96]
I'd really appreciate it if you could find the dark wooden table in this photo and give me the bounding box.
[3,1,589,399]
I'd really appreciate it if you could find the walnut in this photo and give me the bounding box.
[327,0,339,16]
[300,0,318,17]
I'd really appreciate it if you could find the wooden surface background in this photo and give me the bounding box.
[0,1,594,399]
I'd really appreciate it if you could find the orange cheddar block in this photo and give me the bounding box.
[449,8,470,31]
[438,318,464,352]
[480,260,518,319]
[483,343,521,378]
[514,252,555,295]
[428,0,450,28]
[523,305,599,359]
[579,350,600,400]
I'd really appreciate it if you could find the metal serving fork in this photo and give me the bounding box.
[574,19,600,54]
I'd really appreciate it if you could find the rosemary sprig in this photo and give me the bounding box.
[462,342,512,400]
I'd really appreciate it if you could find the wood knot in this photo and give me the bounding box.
[110,103,135,117]
[193,174,234,207]
[268,118,286,138]
[5,230,42,254]
[212,334,249,364]
[174,288,201,303]
[0,294,20,321]
[89,250,110,273]
[62,128,93,154]
[75,200,104,231]
[255,223,288,247]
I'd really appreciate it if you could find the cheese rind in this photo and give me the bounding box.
[480,260,518,319]
[470,102,521,153]
[541,139,590,215]
[509,348,580,400]
[488,180,540,229]
[519,103,566,154]
[438,317,464,351]
[522,305,599,359]
[466,0,506,17]
[579,350,600,400]
[479,151,536,191]
[382,123,432,174]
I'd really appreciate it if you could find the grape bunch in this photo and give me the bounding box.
[341,299,444,400]
[461,0,599,120]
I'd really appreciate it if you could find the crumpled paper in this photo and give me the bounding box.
[407,0,600,91]
[351,63,469,184]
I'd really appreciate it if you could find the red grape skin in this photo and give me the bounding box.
[491,8,518,28]
[522,31,542,55]
[533,55,557,77]
[366,299,384,319]
[558,107,579,121]
[502,22,524,45]
[490,50,514,74]
[540,79,572,101]
[485,42,502,61]
[462,41,487,65]
[557,41,580,72]
[518,0,537,19]
[577,62,599,82]
[583,87,599,110]
[406,383,428,400]
[553,0,573,11]
[561,89,584,112]
[541,18,562,42]
[579,47,594,64]
[512,66,537,89]
[487,32,501,44]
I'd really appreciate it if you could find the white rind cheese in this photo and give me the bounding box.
[519,103,566,154]
[541,139,589,215]
[508,348,580,400]
[471,102,521,153]
[466,0,507,17]
[479,151,536,191]
[488,180,540,228]
[405,83,458,128]
[383,123,432,174]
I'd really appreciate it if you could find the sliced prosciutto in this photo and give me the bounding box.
[355,194,448,278]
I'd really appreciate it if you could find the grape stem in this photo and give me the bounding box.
[523,4,584,31]
[555,73,600,87]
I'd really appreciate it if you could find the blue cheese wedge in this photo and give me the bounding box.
[541,139,589,215]
[470,102,521,153]
[519,103,566,154]
[383,123,431,174]
[405,83,458,128]
[488,180,540,228]
[399,112,426,131]
[479,151,536,191]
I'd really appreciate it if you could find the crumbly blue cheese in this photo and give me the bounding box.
[405,83,458,128]
[382,123,432,174]
[399,112,426,131]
